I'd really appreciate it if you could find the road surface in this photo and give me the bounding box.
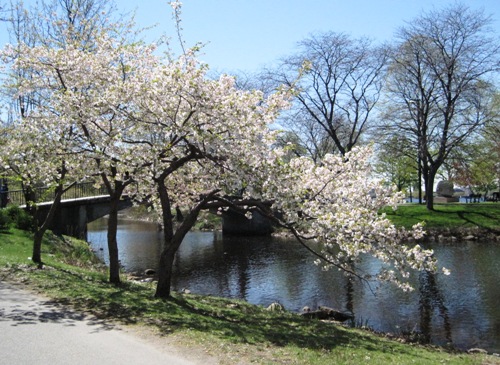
[0,281,202,365]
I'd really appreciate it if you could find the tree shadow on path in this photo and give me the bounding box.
[0,281,116,332]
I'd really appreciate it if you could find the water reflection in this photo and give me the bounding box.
[418,270,451,345]
[87,217,500,353]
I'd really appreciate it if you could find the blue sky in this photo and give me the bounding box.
[2,0,500,74]
[122,0,500,74]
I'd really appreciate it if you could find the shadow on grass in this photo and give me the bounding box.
[74,282,417,356]
[152,294,386,352]
[3,264,442,363]
[386,204,500,233]
[456,211,500,234]
[35,269,384,351]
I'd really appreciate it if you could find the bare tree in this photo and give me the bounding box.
[384,3,500,210]
[270,31,387,157]
[0,2,8,21]
[281,111,336,163]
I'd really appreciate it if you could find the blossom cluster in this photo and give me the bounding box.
[261,146,441,290]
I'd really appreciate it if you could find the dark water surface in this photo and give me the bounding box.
[87,217,500,353]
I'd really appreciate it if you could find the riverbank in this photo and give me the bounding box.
[383,203,500,242]
[1,228,498,364]
[119,203,500,240]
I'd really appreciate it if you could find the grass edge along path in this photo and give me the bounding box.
[0,229,499,365]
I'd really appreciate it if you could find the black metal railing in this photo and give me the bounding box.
[6,182,109,206]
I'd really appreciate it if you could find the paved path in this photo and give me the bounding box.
[0,281,198,365]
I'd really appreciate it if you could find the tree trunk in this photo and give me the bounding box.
[155,241,178,298]
[107,195,121,284]
[30,183,64,264]
[154,179,174,298]
[31,229,45,264]
[99,171,129,285]
[154,183,219,299]
[425,170,436,210]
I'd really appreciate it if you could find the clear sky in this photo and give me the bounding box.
[120,0,500,74]
[2,0,500,74]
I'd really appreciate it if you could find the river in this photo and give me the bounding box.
[87,216,500,353]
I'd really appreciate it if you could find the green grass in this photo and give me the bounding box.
[1,228,498,364]
[0,229,33,263]
[383,203,500,232]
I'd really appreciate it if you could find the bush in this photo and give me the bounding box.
[0,209,11,231]
[4,205,34,231]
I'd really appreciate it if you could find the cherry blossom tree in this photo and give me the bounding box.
[1,0,140,281]
[262,146,439,291]
[3,31,150,282]
[0,3,92,264]
[0,97,86,264]
[118,48,291,297]
[118,44,440,297]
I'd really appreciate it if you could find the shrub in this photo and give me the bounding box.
[0,209,11,231]
[5,205,34,231]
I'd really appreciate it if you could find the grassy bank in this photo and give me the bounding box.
[1,228,498,364]
[384,203,500,234]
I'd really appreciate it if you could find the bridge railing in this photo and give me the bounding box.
[7,182,109,206]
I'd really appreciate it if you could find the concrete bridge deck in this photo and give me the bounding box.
[35,195,133,239]
[5,182,132,239]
